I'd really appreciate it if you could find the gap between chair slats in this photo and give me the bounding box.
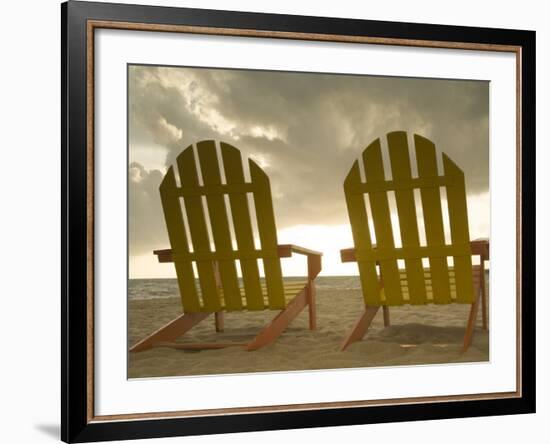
[345,132,476,306]
[160,141,287,313]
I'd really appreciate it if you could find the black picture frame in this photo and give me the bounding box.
[61,1,536,442]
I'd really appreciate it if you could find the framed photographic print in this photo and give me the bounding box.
[61,1,536,442]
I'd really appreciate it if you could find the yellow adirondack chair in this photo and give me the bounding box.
[340,131,489,351]
[130,140,322,352]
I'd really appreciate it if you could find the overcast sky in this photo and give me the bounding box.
[128,65,489,278]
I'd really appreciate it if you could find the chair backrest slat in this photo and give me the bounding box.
[196,141,242,310]
[343,162,382,306]
[345,131,475,306]
[160,141,285,312]
[414,135,452,304]
[159,167,201,311]
[249,160,285,309]
[362,140,403,305]
[387,132,428,304]
[176,146,220,311]
[443,153,475,303]
[221,142,265,310]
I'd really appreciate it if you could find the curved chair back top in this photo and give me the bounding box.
[160,140,285,313]
[344,131,474,306]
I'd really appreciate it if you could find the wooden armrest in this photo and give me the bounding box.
[341,244,378,263]
[154,245,322,279]
[154,245,323,264]
[154,248,174,263]
[340,248,357,263]
[342,240,489,263]
[277,245,322,280]
[277,244,323,258]
[470,239,490,260]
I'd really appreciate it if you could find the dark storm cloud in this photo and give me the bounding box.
[128,163,166,256]
[128,65,489,256]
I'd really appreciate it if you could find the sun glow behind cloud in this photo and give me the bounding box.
[277,224,357,276]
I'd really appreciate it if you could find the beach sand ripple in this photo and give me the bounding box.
[128,287,489,378]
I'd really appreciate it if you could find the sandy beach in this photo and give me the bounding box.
[128,277,489,378]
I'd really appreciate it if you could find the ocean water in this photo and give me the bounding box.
[128,276,362,300]
[128,271,489,301]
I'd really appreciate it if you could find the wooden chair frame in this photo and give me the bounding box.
[340,132,489,352]
[130,245,321,352]
[340,238,489,352]
[130,141,323,353]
